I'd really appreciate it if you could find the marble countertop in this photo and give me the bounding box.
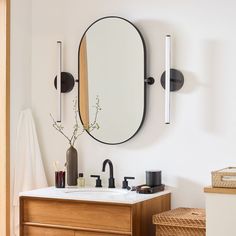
[20,186,171,204]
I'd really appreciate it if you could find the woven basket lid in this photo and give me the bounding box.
[153,208,206,228]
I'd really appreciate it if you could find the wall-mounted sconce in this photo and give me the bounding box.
[54,41,75,122]
[160,35,184,124]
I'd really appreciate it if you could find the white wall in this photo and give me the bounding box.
[10,0,32,235]
[30,0,236,209]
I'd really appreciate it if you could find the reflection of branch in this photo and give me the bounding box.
[87,96,101,132]
[50,96,101,147]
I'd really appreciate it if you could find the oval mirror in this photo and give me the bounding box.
[78,16,147,144]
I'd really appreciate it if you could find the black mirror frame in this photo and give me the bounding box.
[78,16,154,145]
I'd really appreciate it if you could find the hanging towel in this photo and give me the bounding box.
[13,109,48,236]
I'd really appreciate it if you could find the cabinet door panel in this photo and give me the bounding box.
[24,226,74,236]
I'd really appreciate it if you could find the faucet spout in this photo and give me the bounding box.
[102,159,115,188]
[102,159,114,177]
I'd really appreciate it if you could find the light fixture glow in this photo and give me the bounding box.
[57,41,62,122]
[165,35,171,124]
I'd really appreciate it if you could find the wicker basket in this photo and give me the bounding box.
[212,167,236,188]
[153,208,206,236]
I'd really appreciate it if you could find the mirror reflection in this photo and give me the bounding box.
[78,17,145,144]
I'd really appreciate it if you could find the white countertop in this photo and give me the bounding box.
[20,186,171,204]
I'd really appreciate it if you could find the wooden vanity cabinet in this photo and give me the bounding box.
[20,193,170,236]
[24,226,74,236]
[74,232,125,236]
[24,226,117,236]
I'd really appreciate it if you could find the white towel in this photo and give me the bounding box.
[13,109,48,236]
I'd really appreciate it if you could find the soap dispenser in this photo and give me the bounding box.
[77,173,85,187]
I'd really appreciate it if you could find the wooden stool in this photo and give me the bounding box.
[153,207,206,236]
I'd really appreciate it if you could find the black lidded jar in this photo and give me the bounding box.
[146,170,162,187]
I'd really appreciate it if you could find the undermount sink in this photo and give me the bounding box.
[64,187,129,195]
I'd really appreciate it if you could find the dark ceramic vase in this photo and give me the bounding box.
[66,145,78,186]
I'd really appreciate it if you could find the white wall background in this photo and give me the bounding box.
[10,0,32,235]
[11,0,32,173]
[11,1,236,222]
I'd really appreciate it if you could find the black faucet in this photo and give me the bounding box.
[102,159,115,188]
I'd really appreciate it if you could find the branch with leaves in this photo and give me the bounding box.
[50,96,101,146]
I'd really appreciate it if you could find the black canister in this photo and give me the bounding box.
[146,170,162,187]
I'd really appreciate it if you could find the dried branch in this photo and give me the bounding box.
[50,114,72,145]
[50,96,101,147]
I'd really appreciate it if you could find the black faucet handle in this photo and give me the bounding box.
[90,175,102,188]
[122,176,135,189]
[124,177,135,181]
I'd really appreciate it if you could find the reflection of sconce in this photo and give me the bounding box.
[54,41,75,122]
[160,35,184,124]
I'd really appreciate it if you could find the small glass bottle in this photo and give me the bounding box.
[77,173,85,187]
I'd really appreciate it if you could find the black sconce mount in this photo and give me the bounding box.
[145,77,155,85]
[54,72,77,93]
[160,69,184,92]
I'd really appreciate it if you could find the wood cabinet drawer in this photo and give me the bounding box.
[24,226,74,236]
[75,230,127,236]
[22,198,131,233]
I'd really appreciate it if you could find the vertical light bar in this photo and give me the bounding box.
[57,41,62,122]
[165,35,171,124]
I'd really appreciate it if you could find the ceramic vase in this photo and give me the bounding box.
[66,145,78,186]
